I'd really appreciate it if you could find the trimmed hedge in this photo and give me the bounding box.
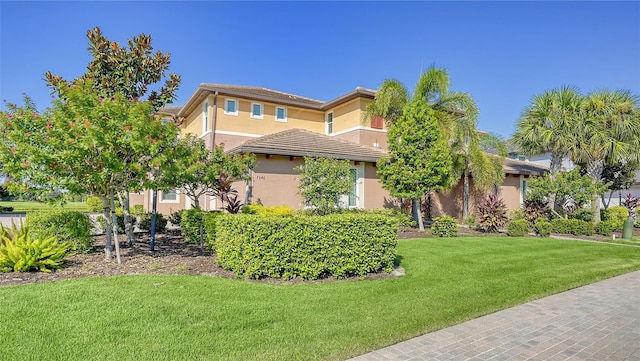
[431,216,457,237]
[242,204,294,217]
[181,209,205,244]
[595,220,616,236]
[551,218,571,235]
[26,210,93,253]
[570,208,594,223]
[534,220,551,237]
[138,213,167,233]
[602,206,627,231]
[567,219,594,236]
[204,212,222,251]
[507,219,530,237]
[215,214,398,280]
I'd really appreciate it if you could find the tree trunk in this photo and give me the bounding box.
[413,199,424,231]
[101,197,113,260]
[547,152,564,214]
[110,188,121,265]
[118,191,135,247]
[463,170,469,219]
[586,159,605,222]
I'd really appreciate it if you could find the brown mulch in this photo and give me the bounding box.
[0,230,399,287]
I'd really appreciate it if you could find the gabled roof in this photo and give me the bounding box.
[177,84,376,117]
[158,106,182,115]
[229,129,386,163]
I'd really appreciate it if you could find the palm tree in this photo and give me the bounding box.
[572,89,640,221]
[511,86,583,214]
[364,66,505,220]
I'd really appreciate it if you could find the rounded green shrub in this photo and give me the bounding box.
[138,213,167,233]
[595,220,616,236]
[570,208,594,223]
[508,209,526,221]
[507,219,530,237]
[181,209,205,244]
[567,219,594,236]
[431,216,458,237]
[534,220,552,237]
[551,218,571,234]
[86,196,103,212]
[131,204,145,216]
[602,206,627,231]
[27,210,93,253]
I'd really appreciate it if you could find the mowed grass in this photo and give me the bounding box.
[1,237,639,361]
[0,200,89,213]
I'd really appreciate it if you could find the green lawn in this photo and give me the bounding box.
[0,200,89,213]
[1,237,639,361]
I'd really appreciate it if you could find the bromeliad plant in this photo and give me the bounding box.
[621,194,639,224]
[477,194,509,233]
[0,223,70,273]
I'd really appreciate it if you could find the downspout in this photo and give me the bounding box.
[210,91,218,149]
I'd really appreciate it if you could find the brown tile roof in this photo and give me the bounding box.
[200,84,325,107]
[502,157,549,176]
[158,106,182,115]
[229,129,386,163]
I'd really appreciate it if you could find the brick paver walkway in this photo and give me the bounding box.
[349,270,640,361]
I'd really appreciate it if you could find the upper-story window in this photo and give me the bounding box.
[275,107,287,122]
[251,103,264,119]
[160,188,179,203]
[224,99,238,116]
[326,111,334,134]
[202,101,209,133]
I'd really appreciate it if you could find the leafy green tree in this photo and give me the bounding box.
[364,66,504,219]
[511,85,583,213]
[171,135,255,210]
[0,81,178,260]
[571,89,640,221]
[377,99,452,231]
[295,157,353,215]
[527,168,608,217]
[596,162,638,209]
[45,27,182,245]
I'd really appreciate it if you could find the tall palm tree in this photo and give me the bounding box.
[364,66,505,219]
[511,86,583,213]
[572,89,640,221]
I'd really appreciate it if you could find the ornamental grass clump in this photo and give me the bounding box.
[0,223,70,273]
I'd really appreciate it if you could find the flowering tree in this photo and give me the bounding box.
[0,81,179,260]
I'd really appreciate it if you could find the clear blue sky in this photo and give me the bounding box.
[1,1,639,138]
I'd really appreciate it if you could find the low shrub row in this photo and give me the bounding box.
[215,214,398,280]
[550,218,594,236]
[431,216,457,237]
[506,219,530,237]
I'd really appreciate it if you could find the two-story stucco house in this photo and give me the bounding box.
[132,84,547,219]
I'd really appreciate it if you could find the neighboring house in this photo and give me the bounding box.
[134,84,547,219]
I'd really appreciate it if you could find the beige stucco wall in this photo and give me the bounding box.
[330,98,362,134]
[500,174,526,211]
[248,155,305,208]
[332,128,389,151]
[364,163,393,209]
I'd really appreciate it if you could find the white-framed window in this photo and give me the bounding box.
[251,103,264,119]
[202,101,209,133]
[160,188,180,204]
[325,111,334,134]
[340,164,364,208]
[275,107,287,122]
[348,168,358,207]
[224,99,238,116]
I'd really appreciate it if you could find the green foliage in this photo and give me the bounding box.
[507,219,530,237]
[26,210,93,253]
[595,220,616,236]
[180,209,205,244]
[551,218,571,234]
[527,169,607,215]
[570,208,594,223]
[463,215,476,227]
[0,224,70,272]
[476,195,508,233]
[294,157,353,215]
[602,206,627,231]
[533,220,552,237]
[86,196,103,212]
[431,216,458,237]
[203,212,222,252]
[131,204,144,217]
[567,219,594,236]
[377,99,452,200]
[242,204,295,217]
[215,214,398,280]
[0,205,14,213]
[508,208,525,221]
[168,210,183,226]
[138,213,167,234]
